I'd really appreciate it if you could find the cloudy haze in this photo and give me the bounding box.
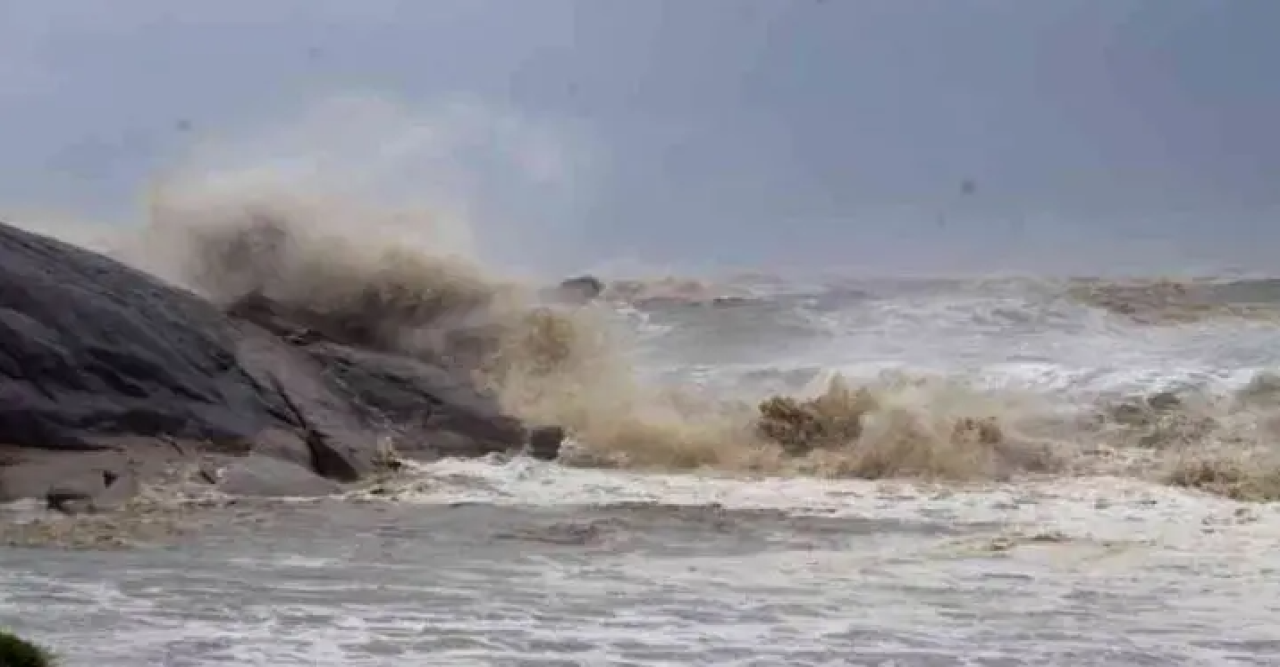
[1,0,1277,276]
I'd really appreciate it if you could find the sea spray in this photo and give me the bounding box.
[9,98,1280,496]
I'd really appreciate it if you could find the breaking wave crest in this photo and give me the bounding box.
[1064,278,1280,325]
[80,175,1070,482]
[20,163,1280,500]
[96,174,773,472]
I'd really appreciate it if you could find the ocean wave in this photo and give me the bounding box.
[16,174,1280,505]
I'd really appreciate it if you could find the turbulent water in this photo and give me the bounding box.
[5,189,1280,665]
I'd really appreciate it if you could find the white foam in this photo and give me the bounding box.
[370,457,1280,550]
[9,281,1280,665]
[635,282,1280,402]
[7,458,1279,666]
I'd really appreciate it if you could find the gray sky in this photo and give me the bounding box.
[1,0,1277,276]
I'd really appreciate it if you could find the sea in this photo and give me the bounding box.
[4,269,1280,666]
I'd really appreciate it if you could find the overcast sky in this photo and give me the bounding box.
[1,0,1277,276]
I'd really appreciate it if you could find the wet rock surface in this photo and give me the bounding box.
[0,221,562,507]
[216,455,345,498]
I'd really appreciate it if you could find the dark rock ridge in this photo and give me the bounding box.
[0,220,563,510]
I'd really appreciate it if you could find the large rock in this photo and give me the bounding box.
[0,630,56,667]
[0,221,562,506]
[216,455,344,498]
[300,342,528,459]
[541,275,605,305]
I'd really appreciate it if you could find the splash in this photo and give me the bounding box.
[91,149,772,473]
[749,372,1067,480]
[603,276,757,306]
[478,301,770,470]
[11,95,1280,496]
[130,180,520,369]
[39,180,1280,491]
[1097,374,1280,501]
[1066,278,1280,325]
[102,174,1064,482]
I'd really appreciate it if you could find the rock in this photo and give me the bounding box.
[0,630,56,667]
[230,325,378,481]
[0,225,264,452]
[216,455,344,498]
[527,425,565,461]
[542,275,605,305]
[0,447,153,510]
[300,342,532,458]
[0,220,563,506]
[45,466,138,514]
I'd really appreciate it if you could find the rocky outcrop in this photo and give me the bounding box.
[541,275,605,305]
[0,629,55,667]
[0,221,563,510]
